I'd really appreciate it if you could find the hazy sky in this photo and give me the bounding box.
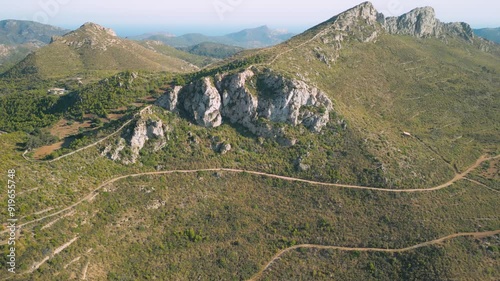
[3,0,499,36]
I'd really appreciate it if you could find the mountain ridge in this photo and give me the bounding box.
[2,22,199,78]
[474,27,500,43]
[0,2,499,280]
[133,25,296,49]
[0,20,69,72]
[0,19,69,45]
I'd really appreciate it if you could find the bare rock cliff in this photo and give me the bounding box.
[182,77,222,128]
[384,6,474,41]
[158,68,333,138]
[103,109,167,164]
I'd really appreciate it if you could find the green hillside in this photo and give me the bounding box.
[180,42,244,59]
[0,20,69,73]
[0,20,68,45]
[0,2,498,281]
[138,40,217,67]
[2,23,198,79]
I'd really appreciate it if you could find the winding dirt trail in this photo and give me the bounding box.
[248,230,500,281]
[23,106,152,163]
[2,154,498,235]
[247,230,500,281]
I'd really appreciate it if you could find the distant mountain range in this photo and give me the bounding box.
[0,3,499,280]
[0,20,69,71]
[0,22,296,74]
[178,42,244,59]
[131,25,296,49]
[474,28,500,43]
[0,19,68,45]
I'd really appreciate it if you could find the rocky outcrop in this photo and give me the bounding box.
[103,110,167,164]
[311,2,476,60]
[309,2,481,66]
[158,68,334,140]
[254,71,333,133]
[155,86,182,111]
[384,7,439,38]
[383,6,474,41]
[181,77,222,128]
[218,143,232,155]
[80,22,117,37]
[128,118,165,163]
[329,1,384,33]
[54,22,120,51]
[216,70,258,125]
[311,2,385,65]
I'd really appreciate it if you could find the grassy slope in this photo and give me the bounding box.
[34,41,197,79]
[0,23,499,281]
[3,38,199,79]
[0,104,498,280]
[269,34,500,188]
[259,236,499,280]
[138,41,218,67]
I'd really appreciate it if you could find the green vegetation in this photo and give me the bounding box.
[138,40,218,67]
[0,8,498,281]
[0,71,174,133]
[180,42,244,59]
[68,71,168,118]
[259,236,499,280]
[24,129,59,150]
[0,159,497,280]
[0,86,61,132]
[2,23,198,80]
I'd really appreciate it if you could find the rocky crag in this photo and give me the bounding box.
[50,22,119,51]
[156,68,334,142]
[383,6,474,41]
[102,108,169,164]
[309,2,481,66]
[155,2,493,142]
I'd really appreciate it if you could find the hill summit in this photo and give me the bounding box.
[3,22,199,78]
[299,2,475,44]
[50,22,120,51]
[384,6,474,40]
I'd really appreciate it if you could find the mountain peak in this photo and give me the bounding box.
[384,6,438,37]
[78,22,117,37]
[324,1,383,32]
[384,6,473,40]
[48,22,120,51]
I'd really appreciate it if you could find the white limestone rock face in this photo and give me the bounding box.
[129,119,165,162]
[155,86,182,111]
[216,70,258,125]
[182,77,222,128]
[158,68,334,138]
[330,1,382,32]
[147,120,165,138]
[104,116,166,164]
[130,119,149,157]
[255,71,333,133]
[384,6,474,41]
[384,7,439,37]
